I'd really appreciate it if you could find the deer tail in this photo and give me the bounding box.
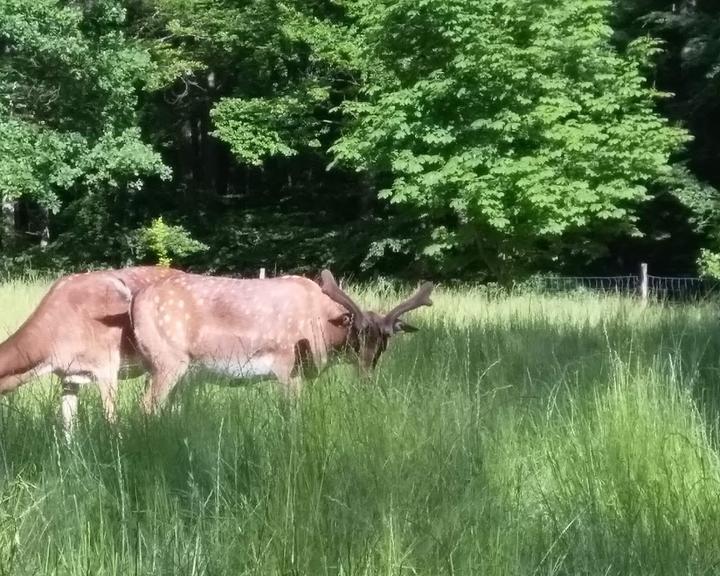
[106,275,133,303]
[107,275,133,327]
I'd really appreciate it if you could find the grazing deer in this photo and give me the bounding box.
[129,270,433,411]
[0,266,181,430]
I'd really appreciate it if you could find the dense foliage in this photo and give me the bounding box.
[330,0,688,280]
[0,0,169,268]
[0,0,716,280]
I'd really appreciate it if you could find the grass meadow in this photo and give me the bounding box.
[2,278,720,574]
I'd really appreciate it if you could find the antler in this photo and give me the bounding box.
[384,282,434,325]
[320,270,367,328]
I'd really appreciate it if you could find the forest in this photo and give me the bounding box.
[1,0,719,282]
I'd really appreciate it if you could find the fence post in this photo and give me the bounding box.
[640,262,648,301]
[259,267,266,279]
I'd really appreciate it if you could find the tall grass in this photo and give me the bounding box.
[2,280,720,574]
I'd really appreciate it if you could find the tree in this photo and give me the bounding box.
[330,0,690,281]
[612,0,720,275]
[0,0,169,267]
[127,0,378,275]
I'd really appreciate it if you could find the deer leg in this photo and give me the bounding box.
[93,351,122,423]
[272,368,297,395]
[97,377,119,424]
[0,374,25,394]
[286,376,304,397]
[0,369,38,394]
[141,361,188,414]
[60,381,79,441]
[273,351,305,397]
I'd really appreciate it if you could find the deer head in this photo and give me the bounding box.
[320,270,433,371]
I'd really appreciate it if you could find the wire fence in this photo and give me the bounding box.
[529,275,640,294]
[527,271,720,301]
[249,264,719,301]
[646,275,720,300]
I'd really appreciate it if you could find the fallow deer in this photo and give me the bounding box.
[129,270,433,411]
[0,266,182,430]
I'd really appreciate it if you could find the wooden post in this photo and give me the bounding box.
[259,267,266,279]
[640,262,648,301]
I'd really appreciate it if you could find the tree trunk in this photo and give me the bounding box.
[191,114,201,183]
[1,198,16,252]
[216,145,230,197]
[202,71,220,196]
[38,205,49,250]
[179,118,195,184]
[358,171,375,217]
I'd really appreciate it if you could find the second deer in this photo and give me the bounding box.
[128,270,433,411]
[0,266,182,431]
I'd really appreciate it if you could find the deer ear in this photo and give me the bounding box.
[329,313,353,328]
[392,320,419,334]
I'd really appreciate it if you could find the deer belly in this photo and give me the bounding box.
[199,355,276,379]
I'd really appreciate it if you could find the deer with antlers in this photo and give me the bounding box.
[129,270,433,411]
[0,266,181,430]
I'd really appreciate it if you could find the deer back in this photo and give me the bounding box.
[130,273,348,374]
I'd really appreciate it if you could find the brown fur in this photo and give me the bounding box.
[0,266,182,421]
[129,271,433,411]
